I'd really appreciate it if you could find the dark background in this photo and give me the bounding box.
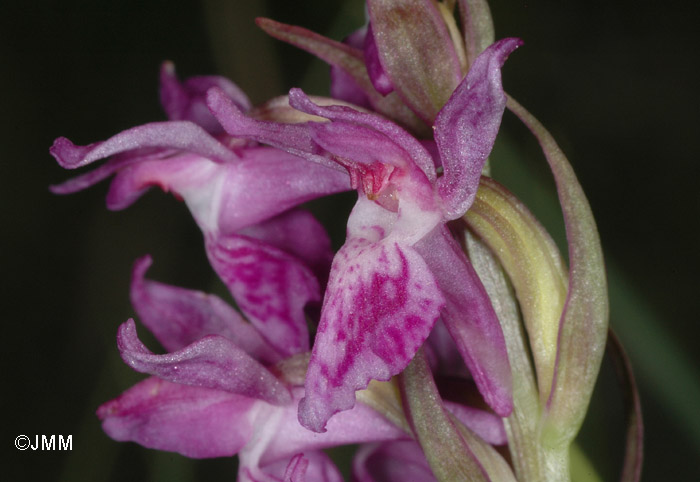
[2,0,698,480]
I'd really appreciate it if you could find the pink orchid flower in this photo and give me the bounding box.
[207,38,522,432]
[49,64,349,357]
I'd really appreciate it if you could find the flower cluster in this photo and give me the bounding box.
[51,0,639,480]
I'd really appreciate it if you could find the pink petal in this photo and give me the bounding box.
[160,61,250,133]
[117,320,291,404]
[288,89,436,182]
[434,38,522,220]
[97,377,256,458]
[284,452,342,482]
[237,388,405,480]
[415,226,512,417]
[105,152,222,221]
[130,255,279,364]
[330,27,371,109]
[283,454,310,482]
[50,121,238,169]
[353,441,435,482]
[443,400,507,446]
[264,452,343,482]
[206,87,339,171]
[49,155,140,195]
[215,147,349,234]
[261,390,408,463]
[206,233,319,357]
[238,209,334,289]
[106,146,348,233]
[299,237,444,432]
[424,319,469,378]
[363,24,394,96]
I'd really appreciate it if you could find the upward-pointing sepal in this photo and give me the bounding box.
[435,37,522,220]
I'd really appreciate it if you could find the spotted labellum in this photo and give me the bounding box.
[50,0,641,480]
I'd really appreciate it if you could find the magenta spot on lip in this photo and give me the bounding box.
[206,234,318,356]
[302,238,445,431]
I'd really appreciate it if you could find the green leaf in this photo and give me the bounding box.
[458,0,495,66]
[464,231,545,480]
[506,96,608,446]
[607,330,643,482]
[367,0,463,122]
[399,349,491,481]
[466,177,568,404]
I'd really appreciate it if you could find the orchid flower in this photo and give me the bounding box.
[250,2,636,478]
[99,255,408,481]
[99,255,507,481]
[49,0,640,478]
[49,64,350,357]
[206,37,522,432]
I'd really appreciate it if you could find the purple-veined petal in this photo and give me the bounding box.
[364,25,395,96]
[299,235,444,432]
[434,37,522,220]
[367,0,463,123]
[415,225,512,417]
[288,89,437,182]
[50,121,238,170]
[238,209,334,289]
[443,400,507,446]
[353,441,435,482]
[160,61,251,133]
[255,18,426,135]
[117,320,291,404]
[97,377,256,458]
[206,233,317,358]
[130,255,280,364]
